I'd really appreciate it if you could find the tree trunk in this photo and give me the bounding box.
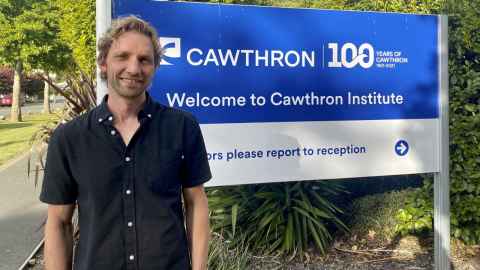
[10,60,22,122]
[43,77,51,114]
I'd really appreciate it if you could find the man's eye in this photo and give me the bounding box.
[141,58,153,64]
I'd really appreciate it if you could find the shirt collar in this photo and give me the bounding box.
[96,92,155,125]
[138,91,155,121]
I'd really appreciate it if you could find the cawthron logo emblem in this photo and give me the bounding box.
[159,37,181,65]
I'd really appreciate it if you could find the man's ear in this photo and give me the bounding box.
[99,60,107,74]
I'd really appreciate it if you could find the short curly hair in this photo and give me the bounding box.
[97,15,162,80]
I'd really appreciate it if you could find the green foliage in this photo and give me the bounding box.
[0,0,72,121]
[200,0,443,11]
[0,0,71,71]
[442,57,480,245]
[53,0,95,78]
[0,0,95,77]
[208,181,348,255]
[349,0,443,14]
[395,184,433,235]
[446,0,480,60]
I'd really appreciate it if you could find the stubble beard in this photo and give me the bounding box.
[109,74,148,100]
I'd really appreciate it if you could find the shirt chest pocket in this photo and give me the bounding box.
[147,149,183,196]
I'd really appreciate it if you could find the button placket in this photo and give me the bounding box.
[123,146,137,270]
[124,185,137,269]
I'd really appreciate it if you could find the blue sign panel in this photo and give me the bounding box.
[113,1,439,124]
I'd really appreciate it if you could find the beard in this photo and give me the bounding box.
[108,73,150,100]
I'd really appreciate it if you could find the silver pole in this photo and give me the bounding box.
[434,15,450,270]
[96,0,111,105]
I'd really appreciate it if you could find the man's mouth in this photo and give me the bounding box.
[120,77,143,84]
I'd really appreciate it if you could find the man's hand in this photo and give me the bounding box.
[44,204,75,270]
[183,185,210,270]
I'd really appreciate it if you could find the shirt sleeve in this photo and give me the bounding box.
[39,125,78,204]
[180,115,212,188]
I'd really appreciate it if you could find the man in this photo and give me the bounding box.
[40,16,211,270]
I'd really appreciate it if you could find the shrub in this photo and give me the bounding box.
[0,66,45,98]
[207,180,348,256]
[347,189,412,243]
[395,183,433,235]
[0,66,13,94]
[208,232,251,270]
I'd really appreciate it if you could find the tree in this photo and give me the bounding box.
[54,0,96,79]
[0,0,70,121]
[43,78,51,114]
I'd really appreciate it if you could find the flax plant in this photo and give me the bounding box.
[208,180,349,256]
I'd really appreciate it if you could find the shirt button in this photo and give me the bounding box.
[126,189,131,195]
[129,254,135,261]
[108,116,113,121]
[127,221,133,227]
[147,114,152,118]
[110,130,116,136]
[98,118,103,123]
[125,156,131,162]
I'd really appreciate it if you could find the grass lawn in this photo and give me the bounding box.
[0,113,59,167]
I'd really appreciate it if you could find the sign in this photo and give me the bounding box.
[395,140,409,156]
[113,1,441,186]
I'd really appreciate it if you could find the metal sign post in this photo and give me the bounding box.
[434,15,450,270]
[95,0,111,104]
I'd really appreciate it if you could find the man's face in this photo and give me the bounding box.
[100,31,156,99]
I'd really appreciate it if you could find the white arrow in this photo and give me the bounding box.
[396,142,408,155]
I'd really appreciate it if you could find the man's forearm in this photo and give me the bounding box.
[186,196,210,270]
[44,219,74,270]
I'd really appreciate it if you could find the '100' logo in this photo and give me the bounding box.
[328,43,374,69]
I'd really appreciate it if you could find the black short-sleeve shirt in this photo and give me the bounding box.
[40,92,212,270]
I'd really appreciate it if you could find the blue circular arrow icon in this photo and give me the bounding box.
[395,140,409,156]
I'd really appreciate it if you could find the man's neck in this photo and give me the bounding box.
[106,91,146,124]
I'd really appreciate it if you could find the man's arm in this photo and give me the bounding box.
[44,204,75,270]
[183,185,210,270]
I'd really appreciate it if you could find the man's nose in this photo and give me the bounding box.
[126,58,141,74]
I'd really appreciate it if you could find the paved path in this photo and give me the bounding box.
[0,149,47,270]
